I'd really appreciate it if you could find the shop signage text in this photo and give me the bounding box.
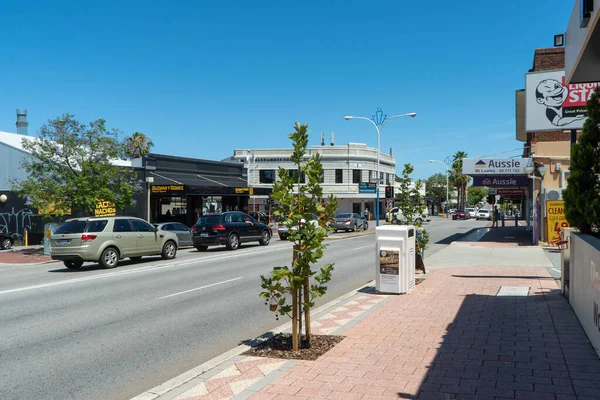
[151,185,185,193]
[472,175,528,187]
[463,158,529,176]
[235,187,254,195]
[546,200,569,245]
[358,182,376,194]
[95,200,116,217]
[496,189,525,195]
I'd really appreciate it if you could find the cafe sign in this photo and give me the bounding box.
[95,200,116,217]
[235,187,254,195]
[151,185,185,194]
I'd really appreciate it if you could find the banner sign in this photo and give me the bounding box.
[235,187,254,195]
[526,70,600,132]
[359,182,376,194]
[463,158,529,176]
[472,175,528,187]
[151,185,185,194]
[95,200,116,217]
[546,200,569,244]
[496,189,525,195]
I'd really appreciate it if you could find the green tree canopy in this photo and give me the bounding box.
[563,87,600,234]
[467,186,487,206]
[124,132,154,158]
[10,114,145,216]
[425,172,447,199]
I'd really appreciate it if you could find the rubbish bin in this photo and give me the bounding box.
[43,223,60,255]
[375,225,416,294]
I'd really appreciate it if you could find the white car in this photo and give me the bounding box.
[385,207,429,224]
[476,209,491,221]
[278,213,320,240]
[465,208,477,219]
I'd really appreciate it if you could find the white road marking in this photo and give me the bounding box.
[352,245,373,251]
[550,268,561,272]
[158,277,243,299]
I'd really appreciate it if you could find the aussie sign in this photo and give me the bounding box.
[526,70,600,132]
[472,175,528,187]
[463,158,528,176]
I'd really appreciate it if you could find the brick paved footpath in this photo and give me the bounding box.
[240,266,600,400]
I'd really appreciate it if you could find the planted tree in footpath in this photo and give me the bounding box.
[451,151,469,209]
[260,123,338,351]
[563,86,600,234]
[10,114,145,216]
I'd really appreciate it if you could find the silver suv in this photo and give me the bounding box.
[50,216,179,270]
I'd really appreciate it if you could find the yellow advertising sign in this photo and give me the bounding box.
[546,200,569,244]
[151,185,185,193]
[235,187,254,195]
[95,199,116,217]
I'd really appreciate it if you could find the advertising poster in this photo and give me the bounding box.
[546,200,569,244]
[95,200,116,217]
[379,249,399,284]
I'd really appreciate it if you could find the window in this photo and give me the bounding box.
[86,220,108,232]
[380,172,384,184]
[319,171,324,183]
[353,169,361,184]
[131,219,154,232]
[174,223,189,231]
[259,170,276,184]
[113,219,133,232]
[288,169,306,183]
[386,173,390,185]
[243,215,253,223]
[231,213,243,223]
[335,169,343,183]
[55,220,88,234]
[198,216,222,224]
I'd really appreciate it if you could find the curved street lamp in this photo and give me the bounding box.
[344,108,416,226]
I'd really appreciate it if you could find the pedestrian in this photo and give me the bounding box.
[363,207,369,220]
[492,206,499,228]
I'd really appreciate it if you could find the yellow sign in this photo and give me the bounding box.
[95,199,116,217]
[235,187,254,195]
[151,185,185,193]
[546,200,569,244]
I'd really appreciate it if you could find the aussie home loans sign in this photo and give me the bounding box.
[463,158,528,176]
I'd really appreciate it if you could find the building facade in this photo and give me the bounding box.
[230,143,397,218]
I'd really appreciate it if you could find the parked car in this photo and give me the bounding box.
[332,213,368,232]
[192,211,271,250]
[50,217,179,270]
[476,209,492,220]
[1,232,14,250]
[465,208,477,219]
[278,213,320,240]
[153,222,193,247]
[385,207,430,224]
[248,211,269,224]
[452,210,469,220]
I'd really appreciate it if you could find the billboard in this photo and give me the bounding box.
[546,200,569,244]
[472,175,528,187]
[526,70,600,131]
[463,158,529,176]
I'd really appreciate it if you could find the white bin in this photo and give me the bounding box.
[375,225,416,294]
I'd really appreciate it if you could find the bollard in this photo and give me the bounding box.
[501,214,505,227]
[515,213,518,227]
[25,229,28,247]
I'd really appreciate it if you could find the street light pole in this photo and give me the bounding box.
[429,159,450,217]
[345,108,416,226]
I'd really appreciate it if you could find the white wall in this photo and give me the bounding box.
[568,232,600,358]
[566,0,600,83]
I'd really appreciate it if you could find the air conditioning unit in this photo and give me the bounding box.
[544,188,564,201]
[555,163,561,171]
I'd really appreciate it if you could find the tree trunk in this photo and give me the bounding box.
[291,246,299,352]
[416,252,426,274]
[303,276,311,347]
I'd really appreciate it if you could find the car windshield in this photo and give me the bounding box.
[336,214,352,218]
[480,210,489,213]
[197,216,222,225]
[54,220,89,234]
[456,210,465,213]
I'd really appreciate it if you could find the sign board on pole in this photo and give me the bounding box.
[546,200,570,244]
[463,158,529,175]
[526,70,600,132]
[472,175,528,187]
[358,182,376,194]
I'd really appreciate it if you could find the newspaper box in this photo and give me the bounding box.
[375,225,416,294]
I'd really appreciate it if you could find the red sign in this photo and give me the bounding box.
[497,189,525,195]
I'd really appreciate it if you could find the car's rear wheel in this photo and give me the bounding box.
[130,256,142,262]
[279,234,287,241]
[195,245,208,252]
[226,233,240,250]
[100,247,119,269]
[162,241,177,259]
[1,238,12,250]
[363,222,368,230]
[351,224,356,232]
[259,230,271,245]
[64,260,83,270]
[415,218,423,225]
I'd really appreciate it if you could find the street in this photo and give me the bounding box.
[0,218,488,400]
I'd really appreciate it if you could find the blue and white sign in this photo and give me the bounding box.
[472,175,528,187]
[358,182,376,194]
[463,158,529,175]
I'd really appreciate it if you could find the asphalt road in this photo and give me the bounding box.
[0,219,486,400]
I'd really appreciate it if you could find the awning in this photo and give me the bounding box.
[148,171,248,187]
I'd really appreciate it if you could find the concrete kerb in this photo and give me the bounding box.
[130,279,382,400]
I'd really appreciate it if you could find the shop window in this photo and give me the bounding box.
[288,169,306,183]
[335,169,343,184]
[259,170,276,184]
[353,169,361,184]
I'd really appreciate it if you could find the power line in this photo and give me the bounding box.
[473,145,531,159]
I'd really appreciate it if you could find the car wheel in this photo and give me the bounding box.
[279,234,287,241]
[64,260,83,270]
[351,224,356,232]
[1,238,12,250]
[161,241,177,259]
[363,222,368,230]
[226,233,240,250]
[130,256,142,262]
[415,218,423,225]
[99,247,119,269]
[259,230,271,245]
[195,245,208,252]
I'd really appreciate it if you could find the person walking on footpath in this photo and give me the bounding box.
[363,207,369,221]
[492,206,499,228]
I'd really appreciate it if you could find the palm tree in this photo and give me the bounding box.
[124,132,154,159]
[451,151,469,210]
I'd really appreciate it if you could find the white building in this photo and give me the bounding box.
[230,143,396,218]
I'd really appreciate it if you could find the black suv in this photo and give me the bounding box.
[191,212,272,251]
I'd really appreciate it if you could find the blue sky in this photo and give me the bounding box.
[0,0,574,179]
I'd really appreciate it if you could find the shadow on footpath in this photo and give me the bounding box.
[456,226,534,247]
[396,287,600,399]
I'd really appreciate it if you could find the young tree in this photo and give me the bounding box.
[393,164,426,225]
[563,87,600,234]
[260,123,338,351]
[10,114,145,216]
[425,172,447,200]
[451,151,469,209]
[467,186,487,206]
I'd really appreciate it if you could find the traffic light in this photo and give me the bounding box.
[385,186,393,199]
[487,195,495,205]
[440,195,446,203]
